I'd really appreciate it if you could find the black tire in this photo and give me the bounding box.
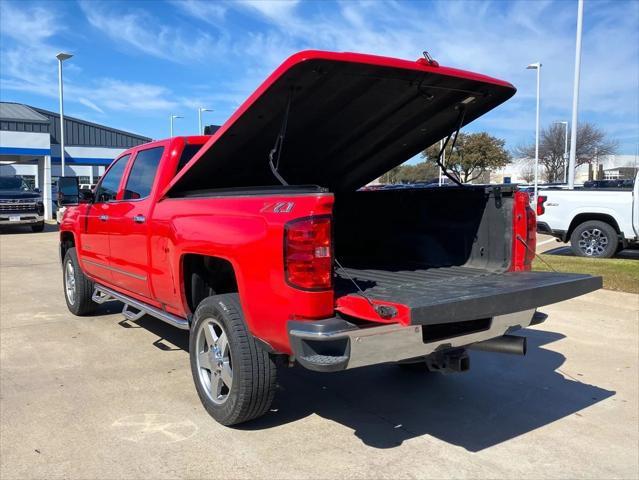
[62,247,95,315]
[570,220,618,258]
[189,294,276,426]
[31,221,45,232]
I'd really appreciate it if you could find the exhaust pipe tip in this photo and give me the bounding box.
[469,335,527,356]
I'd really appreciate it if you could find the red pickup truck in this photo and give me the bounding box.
[58,50,601,426]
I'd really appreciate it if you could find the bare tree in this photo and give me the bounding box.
[516,122,617,183]
[517,158,536,183]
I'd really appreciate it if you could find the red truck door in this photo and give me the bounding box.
[78,154,131,281]
[106,145,165,299]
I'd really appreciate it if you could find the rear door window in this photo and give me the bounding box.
[94,154,130,203]
[122,146,165,200]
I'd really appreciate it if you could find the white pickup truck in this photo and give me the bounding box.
[537,171,639,257]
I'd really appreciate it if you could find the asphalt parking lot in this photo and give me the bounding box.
[1,227,638,479]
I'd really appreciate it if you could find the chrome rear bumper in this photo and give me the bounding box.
[288,310,536,372]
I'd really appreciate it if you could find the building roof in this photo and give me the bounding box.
[0,103,49,123]
[0,101,151,148]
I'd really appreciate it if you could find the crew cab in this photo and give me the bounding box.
[0,176,45,232]
[537,171,638,257]
[58,51,601,426]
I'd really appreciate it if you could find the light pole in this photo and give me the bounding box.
[527,62,542,203]
[554,121,569,183]
[568,0,584,189]
[198,107,213,134]
[56,52,73,177]
[170,115,183,137]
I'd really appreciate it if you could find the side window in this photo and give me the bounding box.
[95,154,130,203]
[123,146,165,200]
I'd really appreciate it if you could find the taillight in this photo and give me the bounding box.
[511,191,537,271]
[284,216,332,290]
[537,195,547,216]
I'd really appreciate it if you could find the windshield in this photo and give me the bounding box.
[0,177,29,191]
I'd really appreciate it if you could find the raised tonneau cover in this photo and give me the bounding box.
[165,50,516,195]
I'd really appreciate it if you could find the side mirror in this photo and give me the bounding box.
[57,176,80,206]
[80,189,94,203]
[34,187,40,193]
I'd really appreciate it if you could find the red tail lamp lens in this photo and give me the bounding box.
[511,191,537,271]
[284,216,332,290]
[537,195,547,216]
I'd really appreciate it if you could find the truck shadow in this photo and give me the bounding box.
[247,328,615,452]
[0,223,59,234]
[118,312,615,452]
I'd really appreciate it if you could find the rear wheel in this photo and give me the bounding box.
[189,294,276,426]
[63,247,95,315]
[570,220,618,258]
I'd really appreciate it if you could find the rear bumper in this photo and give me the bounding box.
[537,222,567,241]
[0,213,44,225]
[289,309,536,372]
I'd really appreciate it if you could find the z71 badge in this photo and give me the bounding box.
[260,201,294,213]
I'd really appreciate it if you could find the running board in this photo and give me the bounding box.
[92,284,190,330]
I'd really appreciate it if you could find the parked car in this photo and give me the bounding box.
[537,171,639,257]
[583,179,633,189]
[0,176,45,232]
[58,50,601,426]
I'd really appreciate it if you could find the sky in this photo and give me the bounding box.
[1,0,638,156]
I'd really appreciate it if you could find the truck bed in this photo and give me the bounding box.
[335,266,602,325]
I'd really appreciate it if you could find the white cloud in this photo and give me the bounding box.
[0,1,62,44]
[170,0,227,24]
[0,1,210,122]
[78,1,227,63]
[89,79,178,112]
[78,97,104,114]
[236,0,300,22]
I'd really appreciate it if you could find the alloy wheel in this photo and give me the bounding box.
[578,228,609,256]
[65,261,76,305]
[195,318,233,405]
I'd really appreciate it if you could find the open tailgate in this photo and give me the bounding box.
[335,267,602,325]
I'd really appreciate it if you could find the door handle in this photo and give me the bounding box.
[99,215,109,222]
[133,215,146,224]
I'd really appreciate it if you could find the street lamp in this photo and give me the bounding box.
[198,107,213,134]
[568,0,584,189]
[170,115,183,137]
[554,121,569,183]
[56,52,73,177]
[526,62,542,203]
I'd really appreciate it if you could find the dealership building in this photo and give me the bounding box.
[0,102,150,219]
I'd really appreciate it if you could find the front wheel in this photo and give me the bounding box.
[189,294,277,426]
[63,247,95,315]
[570,220,618,258]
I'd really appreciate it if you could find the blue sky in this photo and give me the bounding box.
[1,0,638,155]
